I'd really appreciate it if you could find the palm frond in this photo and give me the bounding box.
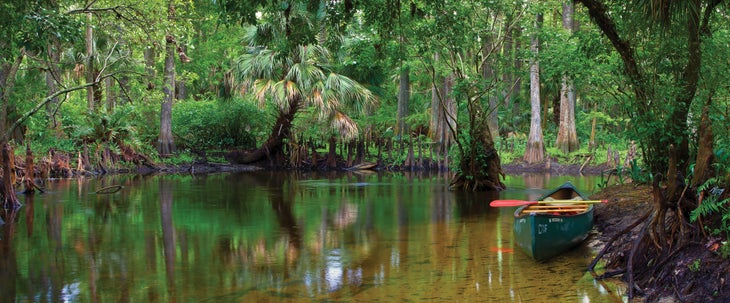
[287,61,326,89]
[634,0,698,27]
[331,110,358,141]
[284,80,300,102]
[310,85,325,110]
[239,48,281,79]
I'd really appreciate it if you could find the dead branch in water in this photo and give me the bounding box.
[95,185,123,194]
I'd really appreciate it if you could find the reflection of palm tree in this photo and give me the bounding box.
[270,190,303,250]
[254,172,303,267]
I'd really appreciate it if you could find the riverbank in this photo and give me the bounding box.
[590,184,729,302]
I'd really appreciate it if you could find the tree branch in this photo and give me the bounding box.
[574,0,649,105]
[3,73,120,141]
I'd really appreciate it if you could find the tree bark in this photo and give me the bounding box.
[85,12,101,112]
[524,13,544,164]
[690,96,714,188]
[502,12,516,126]
[144,47,156,90]
[327,135,337,169]
[510,23,523,120]
[23,144,35,194]
[158,1,177,156]
[555,2,579,154]
[46,35,64,136]
[1,143,20,208]
[429,58,456,158]
[105,77,116,110]
[481,34,499,139]
[396,66,410,138]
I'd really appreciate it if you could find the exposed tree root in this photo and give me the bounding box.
[588,209,651,271]
[589,178,726,301]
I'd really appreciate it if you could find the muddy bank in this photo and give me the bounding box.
[589,184,730,302]
[502,159,614,175]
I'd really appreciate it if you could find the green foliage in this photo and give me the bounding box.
[72,105,139,145]
[688,258,701,272]
[172,97,265,150]
[339,35,386,88]
[720,242,730,259]
[0,1,80,58]
[690,147,730,241]
[451,130,498,179]
[575,111,629,147]
[156,149,196,165]
[495,135,527,164]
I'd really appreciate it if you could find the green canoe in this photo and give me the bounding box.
[513,182,594,261]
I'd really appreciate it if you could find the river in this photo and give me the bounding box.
[0,171,624,302]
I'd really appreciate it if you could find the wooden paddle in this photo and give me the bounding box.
[489,199,608,207]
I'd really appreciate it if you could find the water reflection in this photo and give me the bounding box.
[1,207,19,303]
[0,172,620,302]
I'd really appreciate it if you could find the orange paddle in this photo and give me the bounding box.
[489,199,608,207]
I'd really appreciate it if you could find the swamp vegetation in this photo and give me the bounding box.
[0,0,729,301]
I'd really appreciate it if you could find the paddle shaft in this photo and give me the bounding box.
[489,199,608,207]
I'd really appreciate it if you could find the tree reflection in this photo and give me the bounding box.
[0,208,19,303]
[159,178,177,303]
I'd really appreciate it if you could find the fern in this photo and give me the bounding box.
[691,177,727,221]
[692,177,730,240]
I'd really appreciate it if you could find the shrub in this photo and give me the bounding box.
[172,97,265,151]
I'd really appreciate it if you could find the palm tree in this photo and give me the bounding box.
[231,35,373,167]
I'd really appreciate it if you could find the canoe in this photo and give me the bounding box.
[513,182,594,261]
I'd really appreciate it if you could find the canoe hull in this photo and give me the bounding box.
[513,205,594,261]
[512,182,594,261]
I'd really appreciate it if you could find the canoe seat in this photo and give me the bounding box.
[522,204,589,215]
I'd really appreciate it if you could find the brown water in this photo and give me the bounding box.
[0,172,624,302]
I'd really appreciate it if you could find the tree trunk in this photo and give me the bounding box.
[556,2,579,154]
[481,34,499,139]
[226,98,300,167]
[46,36,64,136]
[396,66,410,138]
[429,61,456,159]
[524,13,544,164]
[502,13,515,125]
[555,75,579,153]
[23,144,35,194]
[2,143,20,208]
[144,47,156,90]
[510,25,523,123]
[175,45,188,100]
[158,2,177,156]
[691,97,714,188]
[105,77,116,110]
[450,125,505,191]
[85,12,100,112]
[327,136,337,169]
